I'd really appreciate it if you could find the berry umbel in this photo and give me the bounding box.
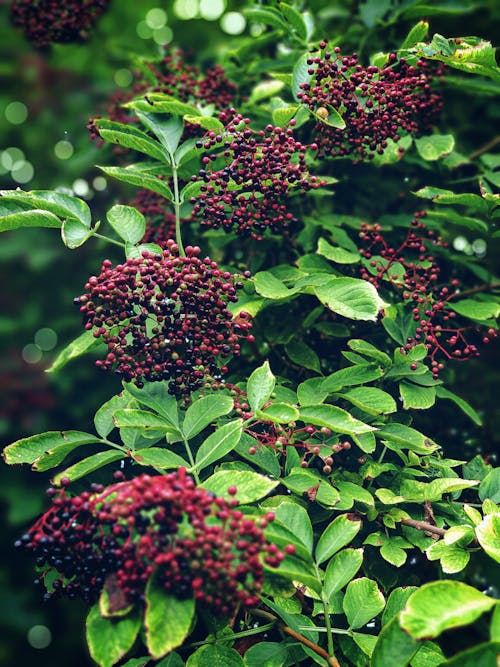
[74,242,253,396]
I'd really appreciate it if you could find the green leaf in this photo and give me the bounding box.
[254,271,298,299]
[491,605,500,641]
[3,430,100,465]
[323,364,385,394]
[372,616,419,667]
[182,394,234,439]
[299,404,376,436]
[292,52,312,101]
[194,419,243,472]
[273,500,313,552]
[315,514,362,564]
[380,542,408,568]
[94,394,129,438]
[244,7,287,30]
[0,208,61,232]
[317,238,360,264]
[282,469,340,507]
[343,578,386,629]
[95,119,168,162]
[249,80,285,104]
[137,112,184,156]
[107,205,146,245]
[272,105,299,126]
[449,299,500,321]
[297,377,328,406]
[476,513,500,564]
[47,330,104,374]
[348,339,392,366]
[132,449,189,470]
[335,481,374,509]
[414,36,500,82]
[0,189,91,225]
[400,581,496,639]
[440,642,500,666]
[186,645,244,667]
[113,409,176,434]
[341,387,397,416]
[415,134,455,161]
[413,186,489,215]
[247,361,276,412]
[435,387,482,426]
[86,604,141,667]
[201,470,278,503]
[400,383,436,410]
[61,217,93,248]
[98,166,174,201]
[285,339,321,372]
[383,587,419,626]
[32,438,105,472]
[402,21,429,48]
[183,114,224,131]
[125,242,163,259]
[126,93,198,116]
[125,382,179,428]
[479,468,500,503]
[51,450,124,486]
[377,423,439,454]
[243,641,288,667]
[145,575,194,659]
[257,403,300,424]
[426,540,470,574]
[324,548,364,599]
[279,3,307,39]
[314,278,385,321]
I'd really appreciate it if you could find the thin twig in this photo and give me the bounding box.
[400,518,446,537]
[448,282,500,300]
[468,136,500,161]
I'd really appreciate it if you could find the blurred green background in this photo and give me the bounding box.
[0,1,498,665]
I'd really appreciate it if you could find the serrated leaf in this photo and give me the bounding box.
[132,449,189,470]
[315,514,362,564]
[317,238,360,264]
[324,548,364,599]
[380,542,408,567]
[314,278,385,321]
[243,641,288,667]
[96,120,168,162]
[299,404,376,435]
[297,377,328,406]
[0,208,61,232]
[107,205,146,244]
[182,394,234,439]
[400,383,436,410]
[137,112,184,156]
[94,394,129,438]
[0,189,91,225]
[98,166,174,201]
[51,450,124,486]
[194,419,243,472]
[201,470,278,503]
[257,403,300,424]
[86,604,141,667]
[113,409,176,434]
[401,581,496,639]
[254,271,298,299]
[183,114,224,130]
[272,105,299,125]
[125,242,163,259]
[415,134,455,161]
[124,382,179,428]
[186,645,244,667]
[61,217,93,248]
[413,186,488,214]
[292,52,312,101]
[273,500,313,552]
[145,575,194,659]
[3,430,100,465]
[341,387,396,415]
[126,93,198,116]
[247,361,276,412]
[402,21,429,49]
[449,299,500,321]
[343,578,385,629]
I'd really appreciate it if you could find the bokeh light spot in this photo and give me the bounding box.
[1,147,25,171]
[11,160,34,184]
[34,328,58,351]
[220,12,246,35]
[199,0,225,20]
[5,101,28,125]
[114,68,133,87]
[153,26,173,45]
[54,140,74,160]
[174,0,199,20]
[27,625,52,649]
[93,176,107,191]
[136,21,154,39]
[146,8,167,29]
[22,344,42,364]
[73,179,89,197]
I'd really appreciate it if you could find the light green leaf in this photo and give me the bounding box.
[126,93,198,116]
[380,542,408,568]
[414,36,500,81]
[317,238,360,264]
[282,469,340,507]
[94,394,129,438]
[315,514,362,564]
[257,403,300,424]
[449,299,500,321]
[125,382,179,428]
[324,548,364,599]
[377,423,439,454]
[0,208,61,232]
[285,339,321,372]
[86,604,141,667]
[96,119,168,161]
[182,394,234,439]
[98,166,174,201]
[299,404,376,435]
[107,205,146,245]
[343,578,386,629]
[476,512,500,563]
[348,339,391,366]
[400,581,496,639]
[401,20,429,49]
[132,449,189,470]
[112,409,176,433]
[47,330,104,374]
[0,189,91,225]
[372,616,420,667]
[186,645,244,667]
[247,361,276,413]
[61,217,93,248]
[183,114,224,130]
[273,500,313,552]
[51,450,124,486]
[341,387,397,416]
[249,80,285,104]
[272,105,299,126]
[352,432,377,454]
[3,430,100,465]
[413,186,489,214]
[292,52,312,101]
[137,112,184,156]
[335,481,374,509]
[279,2,308,39]
[491,605,500,641]
[314,278,385,321]
[383,587,419,626]
[254,271,298,299]
[415,134,455,161]
[426,540,470,574]
[439,642,500,666]
[201,470,278,503]
[400,383,436,410]
[194,419,243,472]
[125,242,163,259]
[243,641,288,667]
[145,575,194,659]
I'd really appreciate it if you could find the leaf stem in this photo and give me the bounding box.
[91,231,126,249]
[171,161,185,257]
[182,435,200,484]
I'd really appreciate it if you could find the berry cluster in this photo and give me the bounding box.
[191,112,324,239]
[298,42,443,162]
[89,48,237,148]
[10,0,110,47]
[74,242,253,396]
[358,212,496,375]
[17,470,288,615]
[128,188,189,247]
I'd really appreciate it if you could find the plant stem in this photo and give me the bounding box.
[182,436,200,484]
[322,595,335,658]
[400,517,446,537]
[91,231,126,249]
[171,161,185,257]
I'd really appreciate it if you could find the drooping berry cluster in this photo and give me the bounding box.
[10,0,110,47]
[298,42,443,162]
[89,48,237,148]
[358,212,496,375]
[17,470,288,615]
[191,112,324,239]
[128,188,190,247]
[74,242,253,396]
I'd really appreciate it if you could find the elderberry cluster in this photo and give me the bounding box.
[128,188,191,248]
[359,212,496,375]
[17,470,289,615]
[298,42,443,163]
[191,112,323,239]
[74,242,253,396]
[10,0,110,47]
